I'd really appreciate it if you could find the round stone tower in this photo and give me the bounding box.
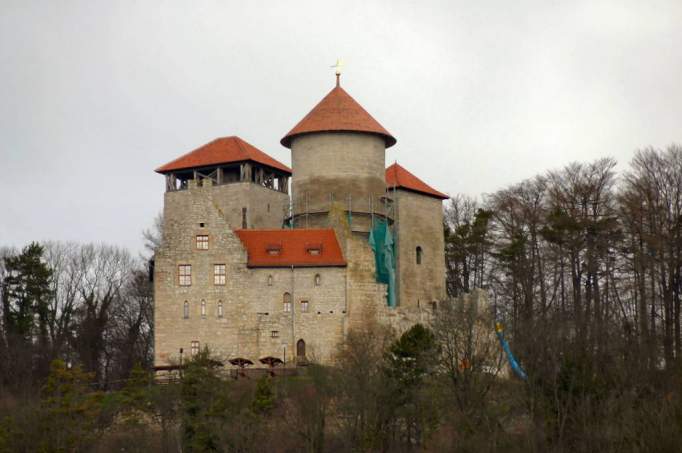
[281,78,396,231]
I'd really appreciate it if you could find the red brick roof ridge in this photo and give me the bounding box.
[234,228,346,268]
[385,163,449,200]
[155,136,292,174]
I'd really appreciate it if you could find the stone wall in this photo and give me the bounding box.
[155,179,347,367]
[394,189,446,309]
[290,133,387,218]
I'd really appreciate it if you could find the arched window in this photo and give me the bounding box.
[201,300,206,318]
[267,275,273,286]
[314,274,321,286]
[183,301,189,319]
[283,292,292,312]
[416,246,423,265]
[217,301,223,318]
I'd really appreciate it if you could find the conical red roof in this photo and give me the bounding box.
[386,163,448,200]
[281,84,396,148]
[156,136,291,174]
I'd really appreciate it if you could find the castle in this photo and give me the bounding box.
[153,75,448,367]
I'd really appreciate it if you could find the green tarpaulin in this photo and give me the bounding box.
[368,218,396,308]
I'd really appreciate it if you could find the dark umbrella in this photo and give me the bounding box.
[259,356,284,376]
[229,357,254,378]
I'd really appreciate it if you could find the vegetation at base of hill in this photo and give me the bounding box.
[0,320,681,452]
[1,145,682,451]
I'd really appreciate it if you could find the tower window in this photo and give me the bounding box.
[201,300,206,318]
[271,330,279,338]
[183,301,189,319]
[217,301,224,318]
[416,246,423,265]
[283,292,292,312]
[191,341,199,356]
[301,300,309,313]
[196,235,209,250]
[267,275,273,286]
[214,264,226,285]
[179,264,192,286]
[314,274,321,286]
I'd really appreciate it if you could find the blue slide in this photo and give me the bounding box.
[495,322,528,381]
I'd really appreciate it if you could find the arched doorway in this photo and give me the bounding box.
[296,339,306,363]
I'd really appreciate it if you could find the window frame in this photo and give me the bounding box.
[300,300,309,313]
[196,234,209,250]
[283,292,292,312]
[214,264,226,285]
[178,264,192,286]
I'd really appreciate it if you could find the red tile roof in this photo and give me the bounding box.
[234,229,346,268]
[155,136,292,174]
[385,163,449,200]
[281,84,396,148]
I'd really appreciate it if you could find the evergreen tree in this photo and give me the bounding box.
[1,242,53,386]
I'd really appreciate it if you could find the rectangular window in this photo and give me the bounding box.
[284,301,292,312]
[196,235,209,250]
[271,331,279,338]
[214,264,226,285]
[217,302,223,318]
[191,340,199,356]
[301,300,309,313]
[178,264,192,286]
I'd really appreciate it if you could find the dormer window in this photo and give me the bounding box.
[266,243,282,256]
[306,243,323,256]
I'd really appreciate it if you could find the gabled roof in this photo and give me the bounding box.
[385,163,449,200]
[281,84,396,148]
[234,229,346,268]
[155,136,292,174]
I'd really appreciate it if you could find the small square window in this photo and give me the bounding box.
[196,235,209,250]
[214,264,226,285]
[271,330,279,338]
[301,300,309,313]
[178,264,192,286]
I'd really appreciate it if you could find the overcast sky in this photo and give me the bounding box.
[1,0,681,253]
